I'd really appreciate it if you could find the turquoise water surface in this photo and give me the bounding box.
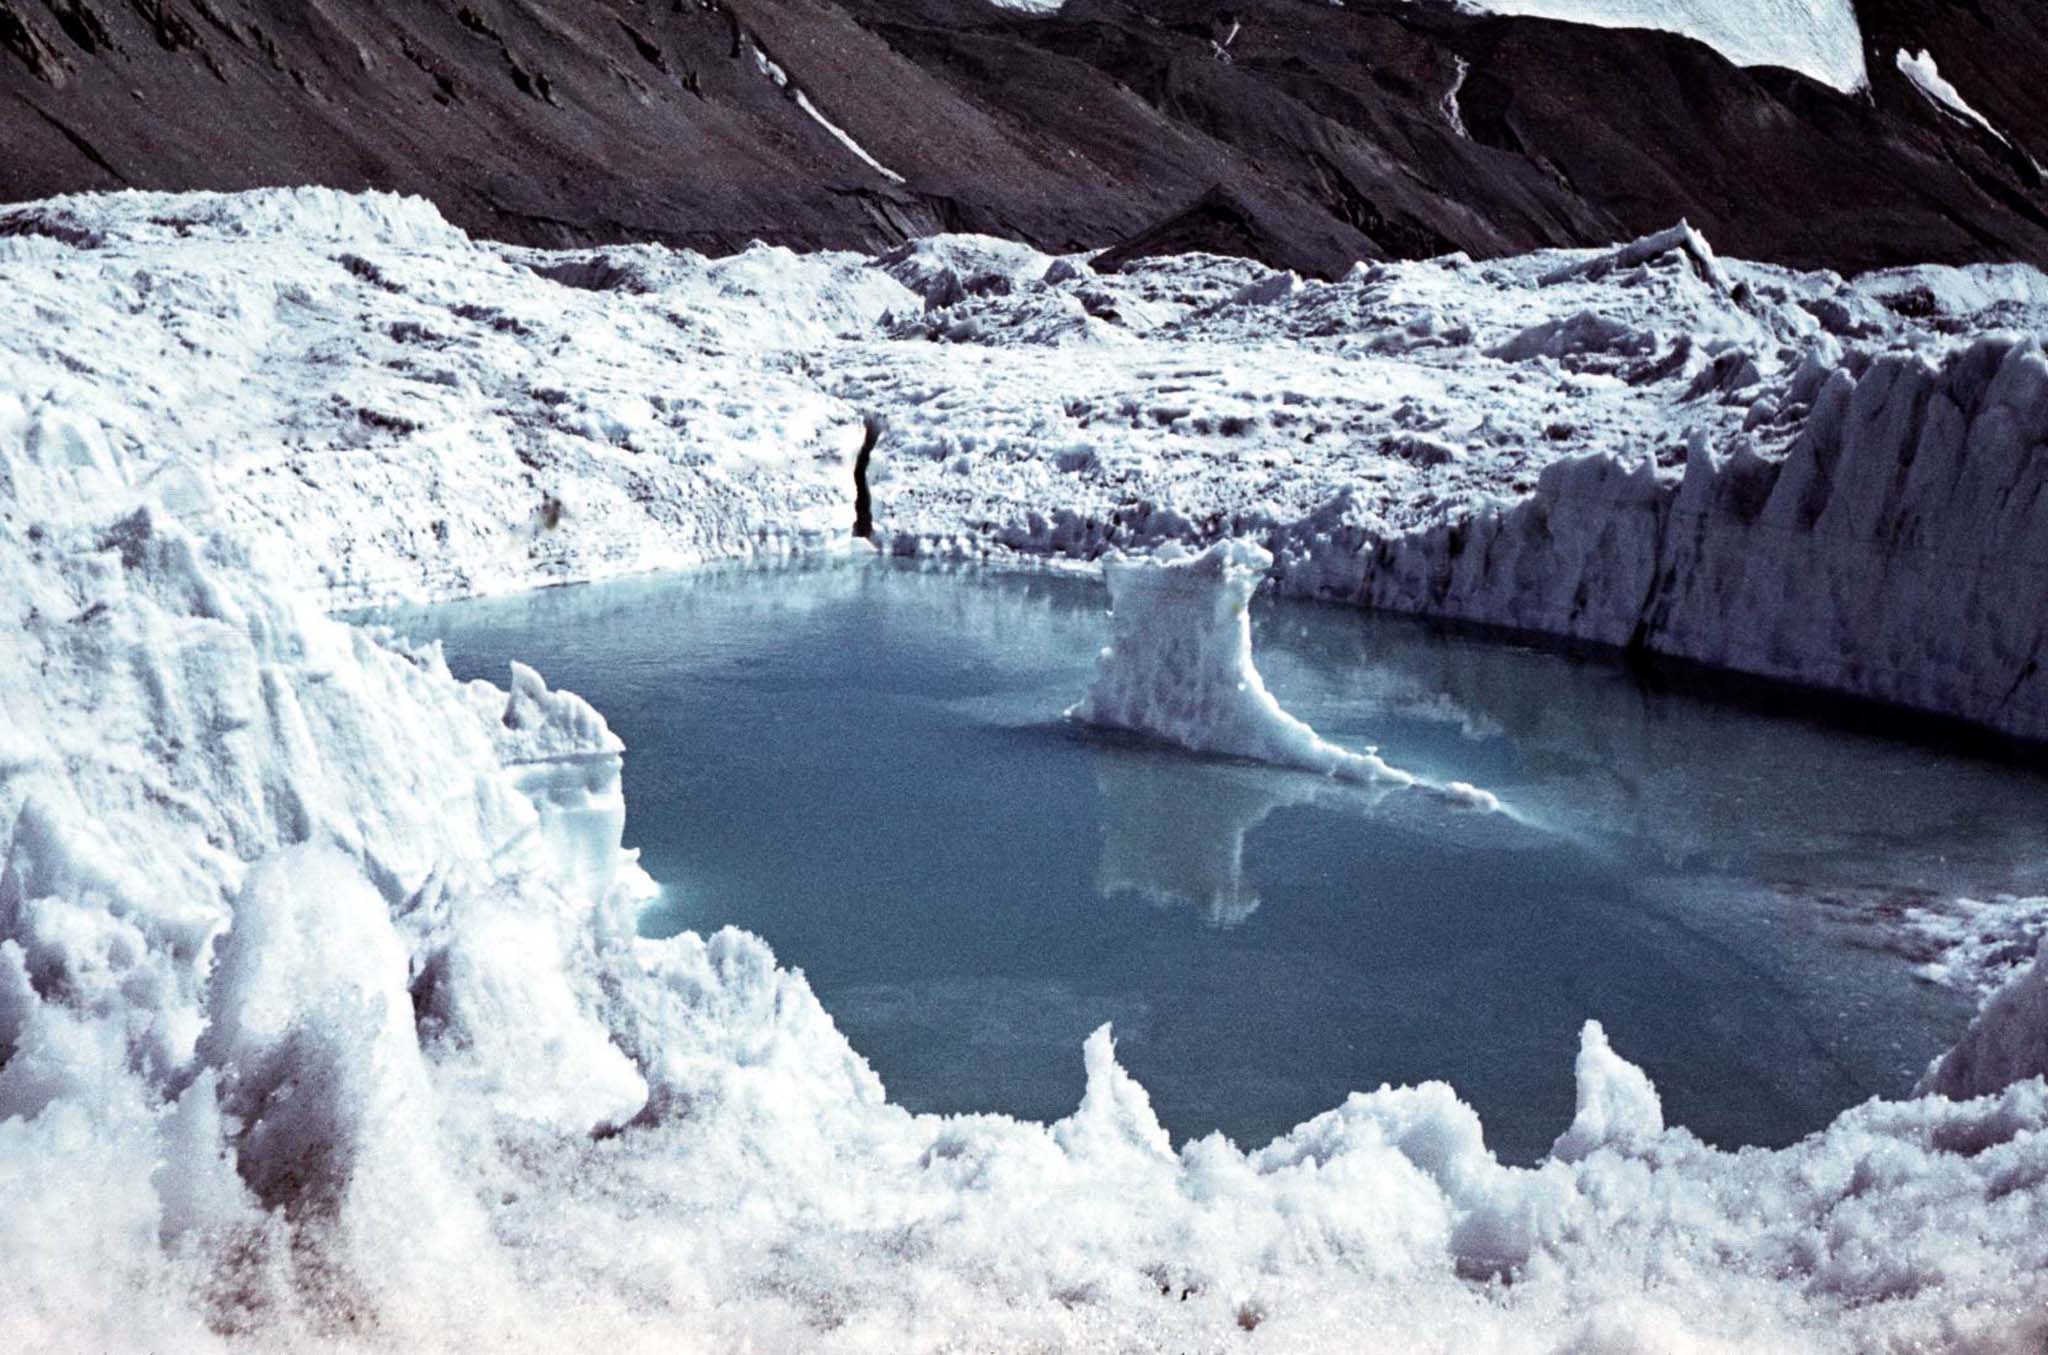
[373,559,2048,1161]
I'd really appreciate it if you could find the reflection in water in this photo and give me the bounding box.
[1095,756,1310,925]
[1092,749,1410,925]
[1255,607,2048,904]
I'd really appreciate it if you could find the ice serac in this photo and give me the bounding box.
[491,661,629,909]
[1361,334,2048,741]
[1068,541,1414,785]
[1550,1020,1664,1162]
[1536,220,1731,295]
[1919,942,2048,1101]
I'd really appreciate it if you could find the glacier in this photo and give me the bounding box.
[2,188,2048,1351]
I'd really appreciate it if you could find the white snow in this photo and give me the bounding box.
[1920,942,2048,1102]
[0,189,895,605]
[3,188,2048,1352]
[1442,55,1472,139]
[1900,894,2048,998]
[1451,0,1868,92]
[1549,1021,1664,1161]
[1894,49,2032,160]
[752,42,907,184]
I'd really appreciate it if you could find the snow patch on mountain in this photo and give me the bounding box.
[1459,0,1867,92]
[1896,48,2042,171]
[750,41,906,184]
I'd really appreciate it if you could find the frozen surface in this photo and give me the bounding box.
[1452,0,1867,92]
[3,188,2048,1351]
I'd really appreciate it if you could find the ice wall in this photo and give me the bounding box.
[1351,335,2048,741]
[492,660,631,908]
[1068,541,1414,784]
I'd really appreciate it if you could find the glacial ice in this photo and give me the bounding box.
[1356,333,2048,740]
[2,187,2047,1351]
[1068,540,1415,784]
[1921,942,2048,1102]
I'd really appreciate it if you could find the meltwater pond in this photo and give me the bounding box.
[373,559,2048,1163]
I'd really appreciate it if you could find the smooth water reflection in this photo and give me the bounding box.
[370,559,2048,1162]
[1092,750,1358,927]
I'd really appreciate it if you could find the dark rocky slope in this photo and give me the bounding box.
[1,0,2044,275]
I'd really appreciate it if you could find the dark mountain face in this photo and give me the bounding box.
[1,0,2043,276]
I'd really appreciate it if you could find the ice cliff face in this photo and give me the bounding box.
[4,188,2048,1351]
[1356,334,2048,738]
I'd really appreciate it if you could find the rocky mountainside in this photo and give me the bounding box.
[1,0,2044,276]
